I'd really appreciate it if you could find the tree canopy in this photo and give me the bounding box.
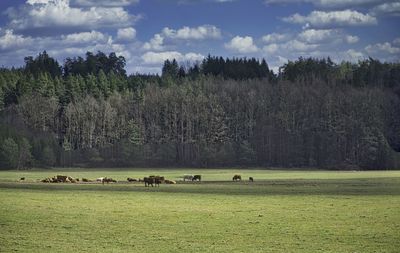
[0,51,399,169]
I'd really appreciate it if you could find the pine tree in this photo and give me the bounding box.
[0,138,19,169]
[98,70,110,97]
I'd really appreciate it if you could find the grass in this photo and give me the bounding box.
[0,169,400,252]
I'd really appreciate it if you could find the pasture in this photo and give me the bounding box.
[0,169,400,252]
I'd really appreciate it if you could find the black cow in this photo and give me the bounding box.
[143,177,152,187]
[249,177,254,182]
[192,175,202,181]
[232,174,242,181]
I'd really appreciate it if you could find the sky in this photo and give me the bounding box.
[0,0,399,74]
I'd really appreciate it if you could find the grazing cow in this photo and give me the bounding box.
[20,177,25,181]
[183,174,194,181]
[192,175,202,181]
[156,176,165,183]
[232,174,242,181]
[249,177,254,182]
[144,176,163,187]
[127,177,137,182]
[102,177,116,184]
[164,179,176,184]
[143,177,155,187]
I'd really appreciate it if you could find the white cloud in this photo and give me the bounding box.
[284,39,319,51]
[141,51,204,64]
[0,29,33,51]
[297,29,359,44]
[178,0,235,3]
[262,39,318,59]
[263,43,279,54]
[7,0,139,31]
[261,33,290,43]
[345,35,359,44]
[265,0,390,9]
[142,51,181,65]
[162,25,221,40]
[61,30,109,45]
[298,29,339,43]
[142,25,222,51]
[393,38,400,46]
[370,2,400,16]
[283,10,377,28]
[225,36,259,53]
[366,42,400,55]
[131,66,162,74]
[184,52,206,62]
[117,27,136,41]
[143,34,165,51]
[343,49,364,60]
[71,0,139,7]
[27,0,51,4]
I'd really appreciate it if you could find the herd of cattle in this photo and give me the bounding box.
[35,173,254,186]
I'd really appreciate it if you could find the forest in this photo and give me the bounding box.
[0,51,399,169]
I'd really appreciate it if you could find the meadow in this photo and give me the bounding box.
[0,169,399,252]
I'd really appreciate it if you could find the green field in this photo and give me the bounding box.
[1,169,400,252]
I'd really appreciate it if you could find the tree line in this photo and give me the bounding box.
[0,51,399,169]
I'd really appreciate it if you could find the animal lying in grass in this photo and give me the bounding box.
[127,177,137,182]
[164,179,176,184]
[41,178,51,183]
[41,175,79,183]
[57,175,68,182]
[97,177,116,184]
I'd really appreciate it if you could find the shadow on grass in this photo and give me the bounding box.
[1,177,399,196]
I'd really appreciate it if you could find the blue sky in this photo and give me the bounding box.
[0,0,399,74]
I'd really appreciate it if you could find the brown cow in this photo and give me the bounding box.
[164,179,176,184]
[127,177,137,182]
[102,177,116,184]
[41,178,51,183]
[143,177,155,187]
[56,175,68,182]
[144,176,164,187]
